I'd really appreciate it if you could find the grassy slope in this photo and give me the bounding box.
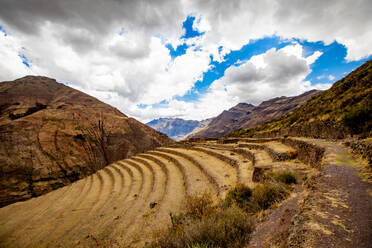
[229,60,372,137]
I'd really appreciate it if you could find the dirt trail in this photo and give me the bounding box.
[287,140,372,248]
[247,139,372,248]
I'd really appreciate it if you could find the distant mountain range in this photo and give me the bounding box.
[148,90,321,140]
[146,118,212,140]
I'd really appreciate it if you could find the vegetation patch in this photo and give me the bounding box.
[287,149,298,159]
[149,193,254,248]
[9,102,47,120]
[250,183,289,210]
[266,170,297,185]
[225,183,252,208]
[150,180,291,248]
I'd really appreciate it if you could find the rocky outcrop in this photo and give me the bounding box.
[0,76,173,207]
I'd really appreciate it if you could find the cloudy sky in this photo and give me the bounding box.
[0,0,371,122]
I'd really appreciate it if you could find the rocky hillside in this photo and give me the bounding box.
[0,76,172,207]
[190,90,321,138]
[229,60,372,139]
[147,118,211,140]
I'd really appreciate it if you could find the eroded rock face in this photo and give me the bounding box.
[0,76,173,207]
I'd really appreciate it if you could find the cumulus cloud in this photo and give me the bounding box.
[185,0,372,61]
[212,43,329,105]
[328,75,335,81]
[0,0,369,122]
[129,43,329,122]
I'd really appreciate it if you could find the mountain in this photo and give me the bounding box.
[189,90,321,138]
[0,76,172,207]
[147,118,212,140]
[229,60,372,139]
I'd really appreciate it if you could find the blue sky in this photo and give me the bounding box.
[142,16,372,109]
[0,1,371,122]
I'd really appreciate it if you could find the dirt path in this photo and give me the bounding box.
[247,139,372,248]
[287,140,372,248]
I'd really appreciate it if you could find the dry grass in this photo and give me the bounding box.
[148,180,292,248]
[266,170,297,185]
[224,183,252,208]
[148,193,254,248]
[287,149,298,159]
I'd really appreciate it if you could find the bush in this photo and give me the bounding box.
[225,183,252,207]
[287,149,298,159]
[149,193,254,248]
[342,99,372,134]
[151,206,254,248]
[149,182,292,247]
[277,171,297,184]
[266,170,297,185]
[251,183,288,210]
[184,193,216,220]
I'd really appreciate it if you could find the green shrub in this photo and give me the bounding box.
[225,183,252,207]
[342,98,372,134]
[184,193,216,220]
[151,206,254,248]
[266,170,297,185]
[251,183,288,210]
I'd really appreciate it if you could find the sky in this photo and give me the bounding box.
[0,0,371,122]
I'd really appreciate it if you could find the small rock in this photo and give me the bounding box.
[149,202,157,209]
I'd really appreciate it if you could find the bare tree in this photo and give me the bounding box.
[79,113,109,170]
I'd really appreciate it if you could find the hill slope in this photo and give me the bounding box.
[229,60,372,138]
[190,90,321,138]
[147,118,211,140]
[0,76,172,207]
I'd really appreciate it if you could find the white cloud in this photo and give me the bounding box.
[185,0,372,61]
[125,43,330,122]
[328,75,335,81]
[0,0,369,123]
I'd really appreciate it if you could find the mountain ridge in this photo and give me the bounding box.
[228,60,372,139]
[188,89,321,138]
[0,76,172,207]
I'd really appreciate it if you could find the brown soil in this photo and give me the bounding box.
[1,138,370,247]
